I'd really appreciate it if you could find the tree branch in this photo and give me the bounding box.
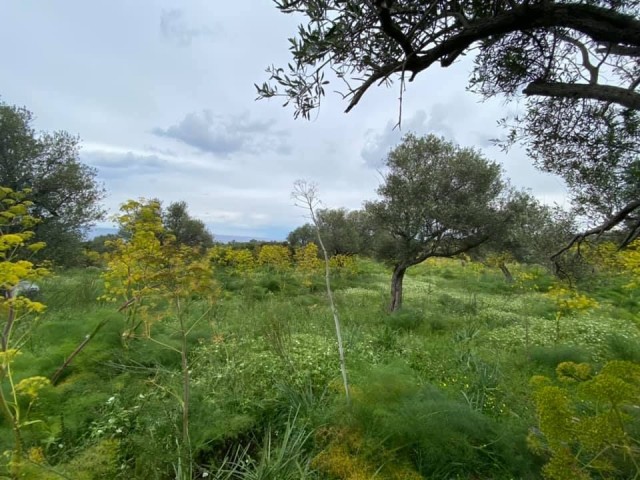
[375,0,415,57]
[347,2,640,111]
[345,61,404,112]
[597,43,640,57]
[551,198,640,261]
[523,81,640,110]
[555,32,599,84]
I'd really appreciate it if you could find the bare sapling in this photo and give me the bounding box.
[292,180,350,405]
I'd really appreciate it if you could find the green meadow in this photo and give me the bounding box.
[3,257,639,479]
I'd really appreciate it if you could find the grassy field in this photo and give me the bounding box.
[2,257,639,479]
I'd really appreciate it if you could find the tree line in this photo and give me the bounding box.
[0,96,617,313]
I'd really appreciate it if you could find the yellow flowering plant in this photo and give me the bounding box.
[101,198,218,477]
[530,361,640,479]
[0,187,51,478]
[546,284,599,344]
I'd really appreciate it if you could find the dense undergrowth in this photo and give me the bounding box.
[1,256,639,479]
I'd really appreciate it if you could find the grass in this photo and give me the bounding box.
[1,257,638,478]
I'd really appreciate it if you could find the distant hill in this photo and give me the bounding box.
[85,227,118,240]
[214,234,271,243]
[85,227,270,244]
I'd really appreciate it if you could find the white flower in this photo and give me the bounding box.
[202,473,209,478]
[115,427,123,434]
[107,396,116,404]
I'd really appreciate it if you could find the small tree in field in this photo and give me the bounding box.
[293,181,350,404]
[102,199,217,477]
[366,134,514,311]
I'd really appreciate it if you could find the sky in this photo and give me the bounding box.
[1,1,568,240]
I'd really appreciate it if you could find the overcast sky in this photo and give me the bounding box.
[1,1,568,239]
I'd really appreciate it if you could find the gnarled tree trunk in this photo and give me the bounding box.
[390,264,408,312]
[499,262,514,284]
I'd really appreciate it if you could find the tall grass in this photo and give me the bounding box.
[2,257,636,479]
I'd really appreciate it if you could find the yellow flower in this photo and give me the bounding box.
[15,376,51,399]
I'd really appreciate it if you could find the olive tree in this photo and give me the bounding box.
[287,208,371,255]
[366,134,514,311]
[163,201,214,249]
[476,192,576,280]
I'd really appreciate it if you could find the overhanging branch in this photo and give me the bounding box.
[346,2,640,112]
[523,81,640,110]
[551,198,640,261]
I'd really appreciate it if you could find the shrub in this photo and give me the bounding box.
[529,345,591,368]
[437,292,479,315]
[60,439,120,480]
[348,364,534,478]
[530,361,640,480]
[385,308,423,331]
[606,333,640,362]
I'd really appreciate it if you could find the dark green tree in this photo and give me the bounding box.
[366,134,514,311]
[163,201,214,249]
[287,208,371,255]
[0,101,105,266]
[474,192,576,281]
[258,0,640,246]
[287,222,316,249]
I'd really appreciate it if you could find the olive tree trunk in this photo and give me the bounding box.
[499,262,514,284]
[390,264,408,312]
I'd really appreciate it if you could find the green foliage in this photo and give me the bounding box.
[0,187,51,478]
[258,244,291,271]
[384,308,423,331]
[347,364,533,478]
[163,200,214,249]
[365,133,516,310]
[606,333,640,363]
[531,361,640,479]
[0,101,105,267]
[529,345,591,368]
[59,439,120,479]
[2,247,638,479]
[212,414,316,480]
[287,208,371,256]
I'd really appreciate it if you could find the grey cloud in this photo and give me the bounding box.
[160,9,219,46]
[152,110,291,156]
[361,109,455,168]
[83,151,169,179]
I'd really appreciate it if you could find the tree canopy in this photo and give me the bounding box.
[287,207,371,256]
[258,0,640,245]
[0,101,104,266]
[163,201,214,249]
[367,133,515,310]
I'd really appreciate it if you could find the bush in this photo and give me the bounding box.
[529,345,590,368]
[606,333,640,362]
[347,364,535,478]
[259,275,282,293]
[423,313,449,332]
[385,308,423,331]
[437,293,479,315]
